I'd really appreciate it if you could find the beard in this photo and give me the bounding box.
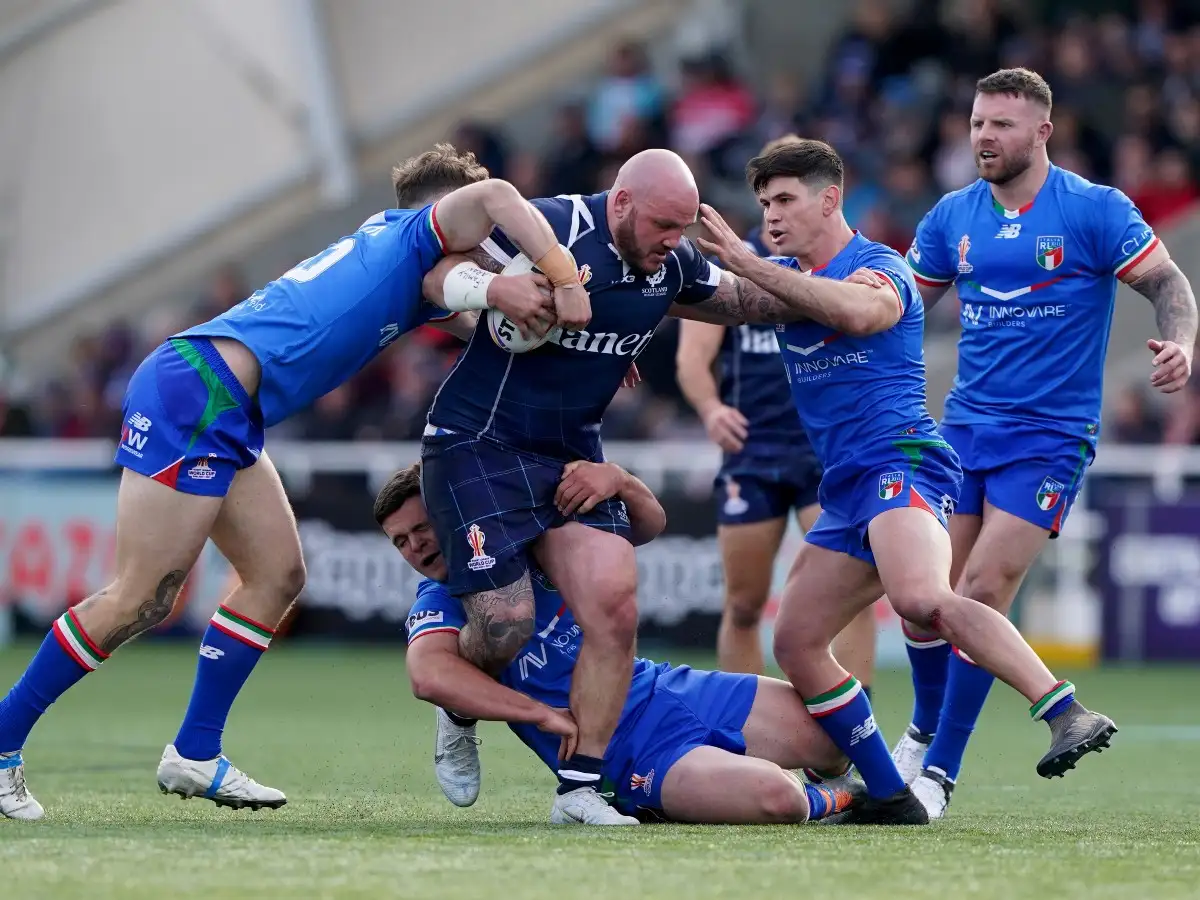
[612,214,658,276]
[977,139,1036,185]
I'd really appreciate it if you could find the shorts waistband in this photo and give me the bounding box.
[171,337,254,411]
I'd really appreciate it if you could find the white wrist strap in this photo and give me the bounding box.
[442,262,495,312]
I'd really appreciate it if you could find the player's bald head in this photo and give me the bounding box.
[607,150,699,275]
[612,149,699,209]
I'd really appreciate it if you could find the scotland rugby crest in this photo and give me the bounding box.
[1036,236,1064,271]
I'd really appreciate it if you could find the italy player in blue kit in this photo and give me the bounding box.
[892,69,1196,818]
[0,145,590,820]
[697,138,1117,825]
[676,136,877,687]
[373,460,860,825]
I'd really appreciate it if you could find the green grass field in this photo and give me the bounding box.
[1,641,1197,899]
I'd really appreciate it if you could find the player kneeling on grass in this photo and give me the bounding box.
[374,461,863,825]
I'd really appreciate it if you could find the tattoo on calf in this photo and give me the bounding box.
[99,570,187,653]
[458,572,535,675]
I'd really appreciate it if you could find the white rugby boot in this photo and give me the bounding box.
[0,751,44,821]
[434,707,482,807]
[156,744,286,810]
[911,767,954,820]
[891,724,934,786]
[550,787,639,825]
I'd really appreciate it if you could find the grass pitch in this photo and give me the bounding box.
[0,642,1197,899]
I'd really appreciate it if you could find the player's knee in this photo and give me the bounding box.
[771,626,823,674]
[724,590,766,631]
[756,774,809,823]
[574,576,638,647]
[960,561,1022,612]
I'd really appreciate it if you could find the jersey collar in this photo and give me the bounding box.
[588,191,615,247]
[809,230,865,274]
[989,164,1059,219]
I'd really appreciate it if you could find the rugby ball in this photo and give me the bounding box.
[485,246,573,353]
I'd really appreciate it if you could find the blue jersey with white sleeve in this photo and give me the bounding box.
[907,165,1158,449]
[179,206,454,427]
[426,192,722,461]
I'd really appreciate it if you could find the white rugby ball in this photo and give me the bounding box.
[485,246,573,353]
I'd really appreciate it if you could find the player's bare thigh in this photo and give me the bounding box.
[899,511,982,639]
[796,501,821,533]
[209,451,306,623]
[717,516,787,624]
[534,522,638,631]
[659,746,810,824]
[740,676,846,772]
[72,470,223,651]
[954,500,1051,613]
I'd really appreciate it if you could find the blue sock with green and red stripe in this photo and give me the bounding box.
[923,648,994,781]
[0,610,108,753]
[804,675,905,800]
[173,605,275,762]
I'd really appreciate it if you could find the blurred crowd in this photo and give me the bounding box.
[6,0,1200,445]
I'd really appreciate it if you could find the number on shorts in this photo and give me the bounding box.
[281,237,356,284]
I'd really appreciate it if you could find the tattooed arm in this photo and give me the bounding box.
[457,572,536,676]
[1123,243,1198,393]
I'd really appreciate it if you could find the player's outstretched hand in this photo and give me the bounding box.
[845,268,884,288]
[537,706,578,761]
[622,363,642,389]
[702,403,749,454]
[556,460,625,516]
[696,203,757,276]
[490,273,556,338]
[1148,338,1193,393]
[553,281,592,332]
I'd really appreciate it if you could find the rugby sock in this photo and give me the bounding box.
[445,710,478,728]
[923,648,994,782]
[802,782,838,820]
[557,753,604,795]
[173,605,274,762]
[804,675,904,800]
[1031,680,1076,724]
[0,611,107,753]
[903,623,951,736]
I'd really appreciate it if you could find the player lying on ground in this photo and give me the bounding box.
[696,138,1117,825]
[890,68,1196,819]
[375,460,863,825]
[677,132,877,689]
[0,145,587,821]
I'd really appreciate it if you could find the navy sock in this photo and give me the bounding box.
[557,753,604,795]
[805,675,904,800]
[0,611,107,753]
[923,648,995,781]
[903,624,950,736]
[1031,680,1076,723]
[173,606,274,761]
[445,710,477,728]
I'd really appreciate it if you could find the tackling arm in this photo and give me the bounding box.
[616,469,667,546]
[407,630,561,725]
[915,281,952,311]
[678,268,902,334]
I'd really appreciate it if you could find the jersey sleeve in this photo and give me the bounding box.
[864,247,920,313]
[405,579,468,644]
[673,236,724,305]
[906,200,956,288]
[479,196,575,268]
[1099,188,1160,279]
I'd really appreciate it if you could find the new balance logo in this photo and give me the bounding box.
[995,223,1022,239]
[198,645,225,661]
[127,412,152,432]
[849,715,878,746]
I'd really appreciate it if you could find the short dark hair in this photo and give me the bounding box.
[758,133,803,156]
[746,138,844,194]
[392,143,490,208]
[373,462,422,526]
[976,68,1053,111]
